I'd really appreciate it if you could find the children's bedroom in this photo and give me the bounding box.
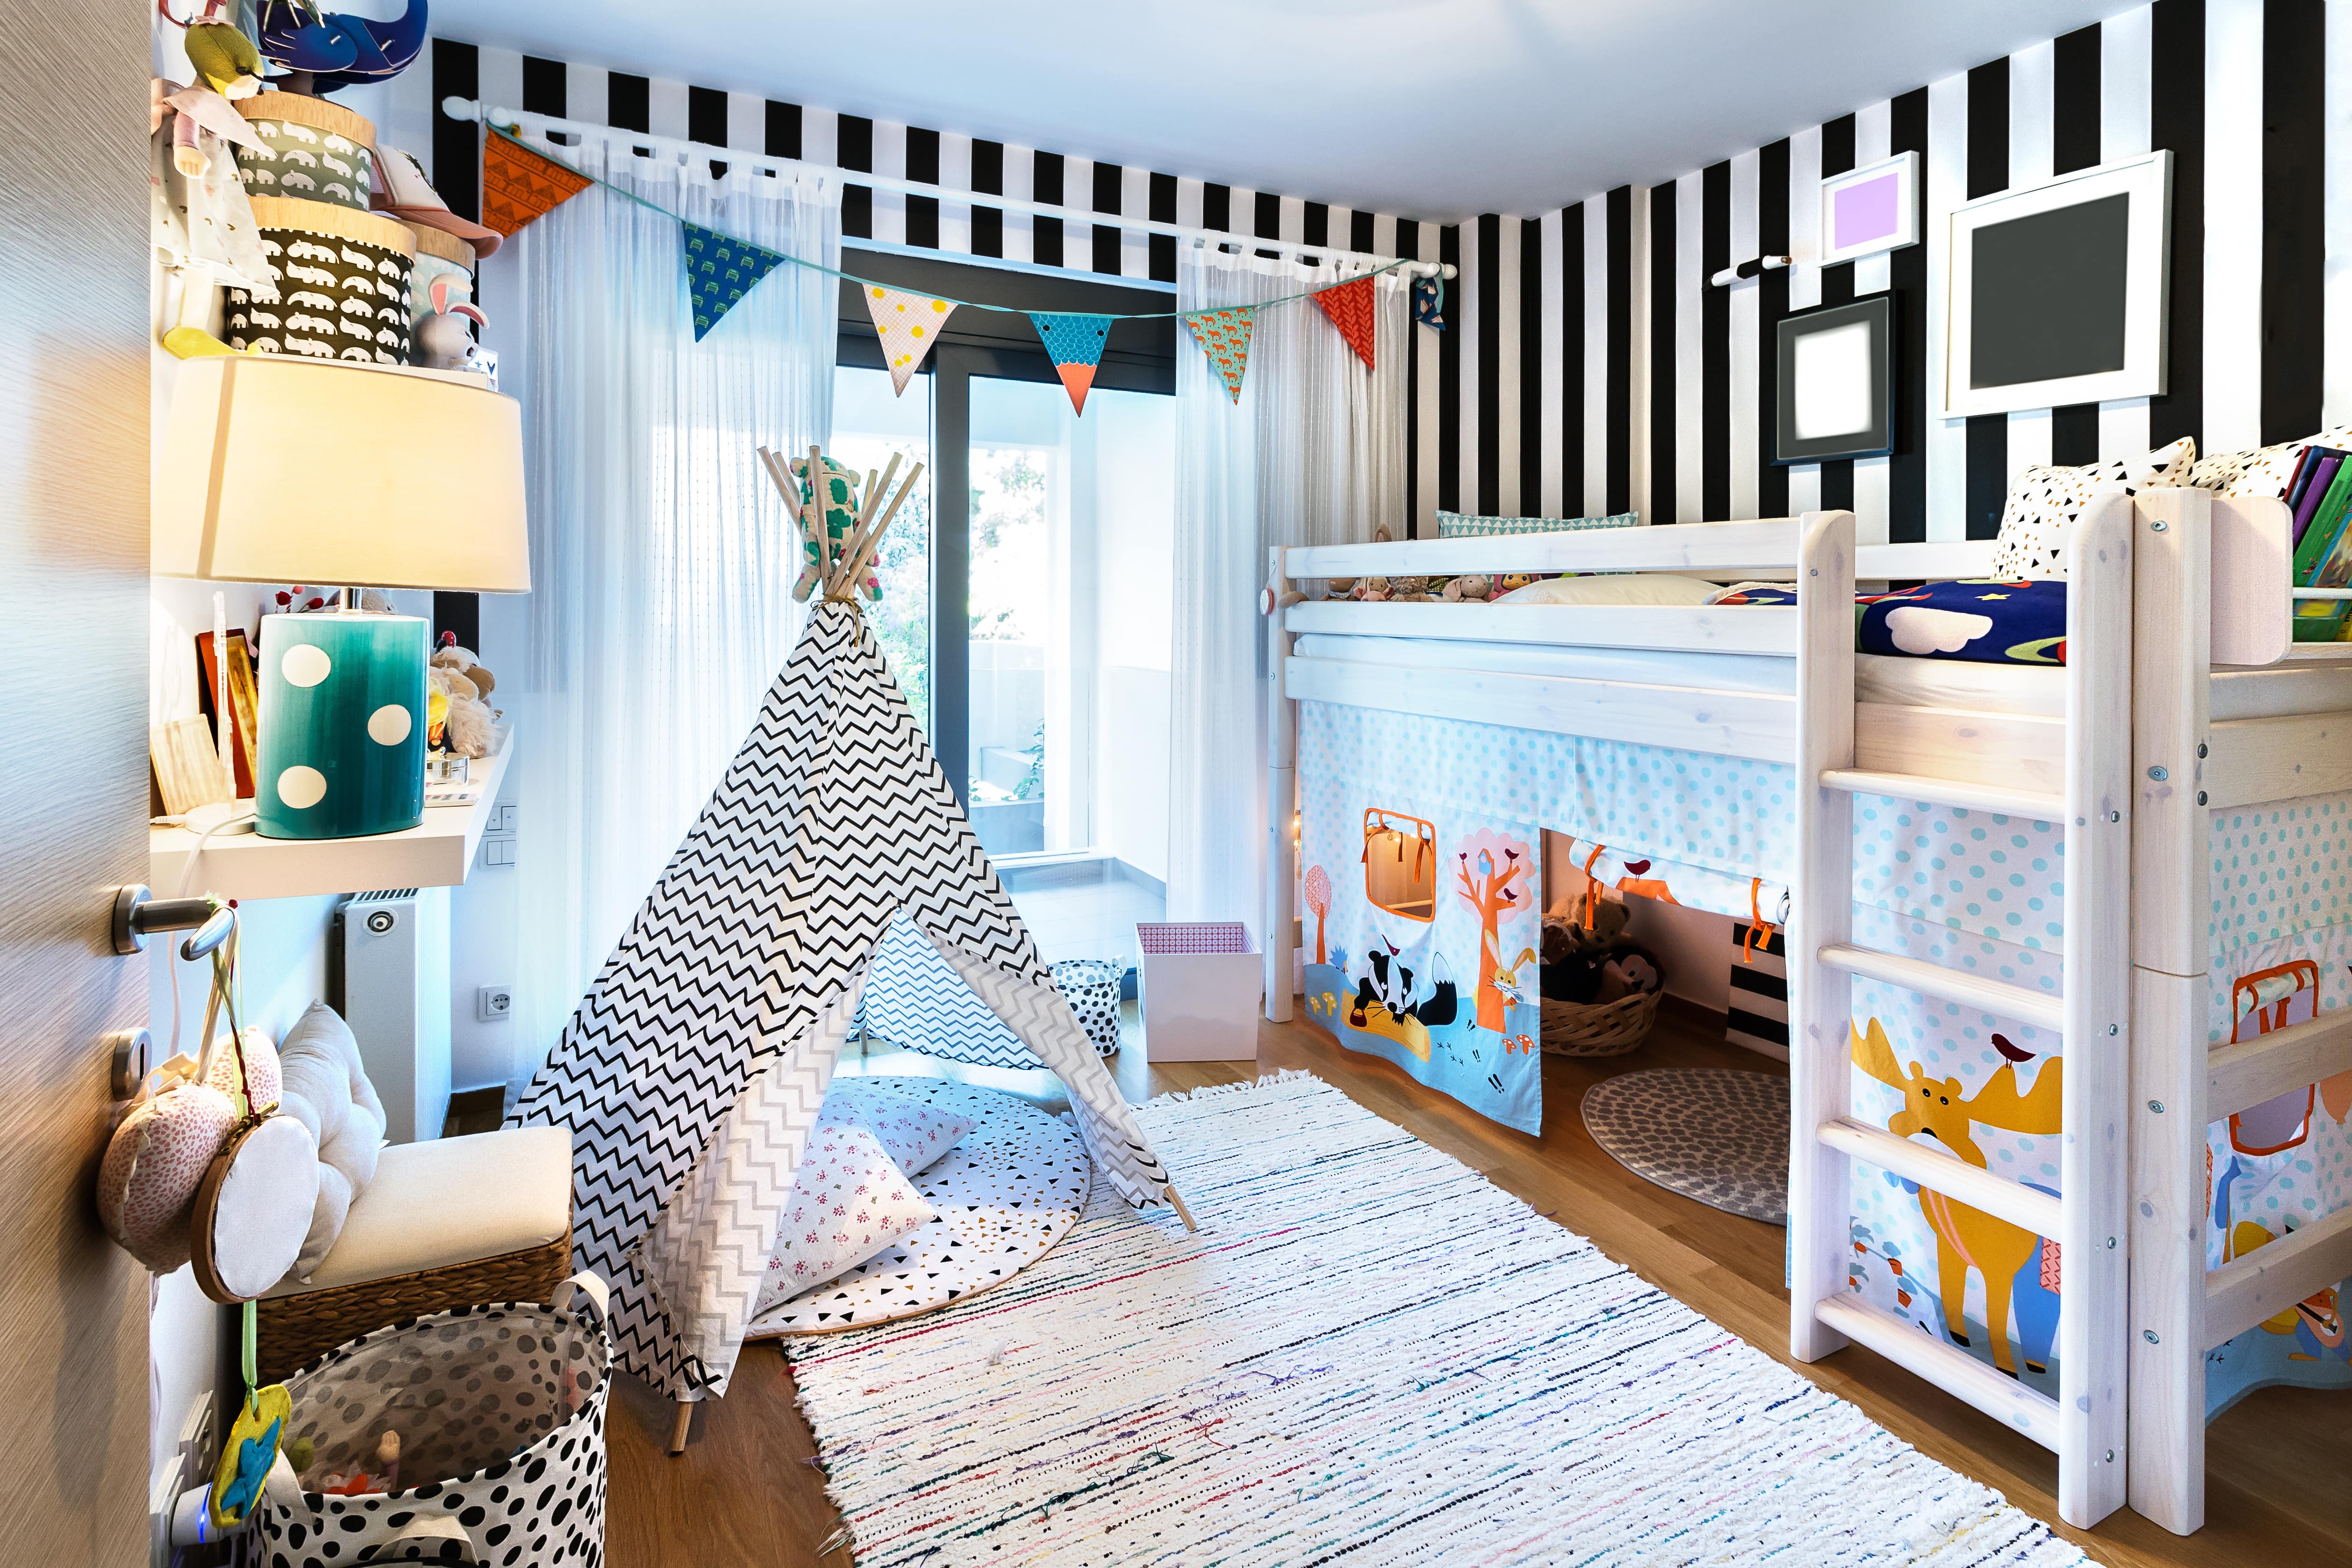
[10,0,2352,1563]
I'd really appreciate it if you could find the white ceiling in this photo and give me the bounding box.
[426,0,2125,220]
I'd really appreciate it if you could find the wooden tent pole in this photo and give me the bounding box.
[669,1397,693,1454]
[840,462,924,595]
[833,453,903,596]
[1167,1186,1198,1234]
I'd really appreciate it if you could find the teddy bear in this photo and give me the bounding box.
[1440,573,1492,602]
[428,637,500,758]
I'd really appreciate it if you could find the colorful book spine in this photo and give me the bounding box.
[2292,457,2352,640]
[2291,448,2347,547]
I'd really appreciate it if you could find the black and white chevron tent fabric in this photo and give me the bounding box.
[509,600,1176,1398]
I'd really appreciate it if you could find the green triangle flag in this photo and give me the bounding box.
[682,222,788,341]
[1182,307,1253,403]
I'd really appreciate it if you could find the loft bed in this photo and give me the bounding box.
[1258,491,2352,1537]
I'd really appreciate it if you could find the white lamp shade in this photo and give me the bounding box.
[155,355,530,593]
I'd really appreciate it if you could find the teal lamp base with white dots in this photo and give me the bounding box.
[255,612,428,839]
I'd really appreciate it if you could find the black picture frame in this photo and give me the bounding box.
[1774,295,1894,464]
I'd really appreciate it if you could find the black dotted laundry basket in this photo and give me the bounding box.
[261,1276,611,1568]
[1051,958,1124,1056]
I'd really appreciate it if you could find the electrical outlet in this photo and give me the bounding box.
[478,985,513,1022]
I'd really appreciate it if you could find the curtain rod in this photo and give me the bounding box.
[440,98,1455,280]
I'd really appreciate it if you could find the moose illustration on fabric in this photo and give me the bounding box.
[1853,1017,2064,1377]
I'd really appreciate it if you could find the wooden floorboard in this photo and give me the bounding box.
[602,998,2347,1568]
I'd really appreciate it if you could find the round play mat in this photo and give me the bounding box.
[750,1078,1092,1335]
[1580,1069,1789,1225]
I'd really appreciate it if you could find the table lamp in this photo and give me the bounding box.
[155,355,529,839]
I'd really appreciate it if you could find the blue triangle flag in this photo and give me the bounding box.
[681,222,789,341]
[1029,312,1114,414]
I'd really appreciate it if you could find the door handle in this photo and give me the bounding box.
[111,885,234,959]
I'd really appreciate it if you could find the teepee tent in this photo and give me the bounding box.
[508,450,1185,1423]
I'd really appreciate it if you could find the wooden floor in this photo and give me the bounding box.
[604,1001,2350,1568]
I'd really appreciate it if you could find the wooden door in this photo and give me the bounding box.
[0,7,159,1562]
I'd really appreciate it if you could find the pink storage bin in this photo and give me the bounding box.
[1135,922,1262,1063]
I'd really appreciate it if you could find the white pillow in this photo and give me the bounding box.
[2190,424,2352,499]
[1492,572,1723,607]
[754,1122,938,1312]
[821,1077,975,1177]
[275,1002,388,1279]
[1991,436,2196,578]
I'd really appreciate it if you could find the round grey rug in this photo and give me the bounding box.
[1580,1069,1789,1225]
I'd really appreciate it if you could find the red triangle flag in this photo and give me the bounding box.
[483,133,592,239]
[1312,275,1377,370]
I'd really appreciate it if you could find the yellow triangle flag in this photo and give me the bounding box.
[864,285,956,394]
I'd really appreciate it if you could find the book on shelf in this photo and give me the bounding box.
[2289,447,2347,547]
[2293,455,2352,641]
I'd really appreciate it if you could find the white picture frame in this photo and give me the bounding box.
[1818,150,1919,266]
[1941,150,2171,419]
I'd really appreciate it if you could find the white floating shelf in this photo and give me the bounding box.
[150,733,514,903]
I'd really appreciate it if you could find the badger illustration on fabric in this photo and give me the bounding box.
[1347,940,1459,1062]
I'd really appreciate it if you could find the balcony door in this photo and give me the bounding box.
[835,253,1174,968]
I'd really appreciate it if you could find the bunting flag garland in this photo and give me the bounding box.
[864,285,958,393]
[482,131,593,238]
[1413,273,1446,331]
[1182,307,1254,403]
[1029,312,1114,414]
[1311,275,1378,370]
[682,224,790,340]
[477,125,1431,383]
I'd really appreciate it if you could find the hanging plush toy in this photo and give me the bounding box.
[152,6,273,356]
[255,1,429,92]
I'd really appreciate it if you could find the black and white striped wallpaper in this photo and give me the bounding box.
[1432,0,2350,542]
[371,1,2346,542]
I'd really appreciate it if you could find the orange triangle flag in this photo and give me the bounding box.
[1312,275,1377,370]
[483,133,593,239]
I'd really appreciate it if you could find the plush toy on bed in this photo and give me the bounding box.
[1440,573,1493,602]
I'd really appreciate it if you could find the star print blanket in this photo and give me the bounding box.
[1711,578,2069,665]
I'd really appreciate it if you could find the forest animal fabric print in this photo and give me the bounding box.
[227,228,412,363]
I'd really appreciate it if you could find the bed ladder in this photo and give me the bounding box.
[1786,503,2133,1531]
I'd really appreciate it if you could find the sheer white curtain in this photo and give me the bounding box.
[501,147,839,1085]
[1166,247,1408,924]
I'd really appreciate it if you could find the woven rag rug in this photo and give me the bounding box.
[782,1073,2091,1567]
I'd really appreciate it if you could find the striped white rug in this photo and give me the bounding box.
[782,1074,2091,1567]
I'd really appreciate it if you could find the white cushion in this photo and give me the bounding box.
[266,1125,573,1296]
[1991,436,2196,578]
[2189,424,2352,500]
[1493,572,1722,607]
[822,1077,974,1177]
[276,1002,389,1275]
[752,1123,938,1313]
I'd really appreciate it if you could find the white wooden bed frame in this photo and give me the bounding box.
[1259,491,2352,1535]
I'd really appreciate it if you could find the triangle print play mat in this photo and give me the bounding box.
[747,1079,1090,1335]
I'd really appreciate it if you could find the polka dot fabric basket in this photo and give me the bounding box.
[1050,958,1123,1056]
[260,1274,611,1568]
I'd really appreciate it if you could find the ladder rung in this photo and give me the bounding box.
[1817,1117,2063,1237]
[1814,1295,2061,1452]
[1820,767,2066,821]
[1818,943,2064,1032]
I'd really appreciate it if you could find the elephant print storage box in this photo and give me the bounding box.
[233,91,375,213]
[225,196,415,365]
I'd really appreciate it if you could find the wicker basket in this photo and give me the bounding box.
[1539,988,1663,1057]
[255,1227,572,1382]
